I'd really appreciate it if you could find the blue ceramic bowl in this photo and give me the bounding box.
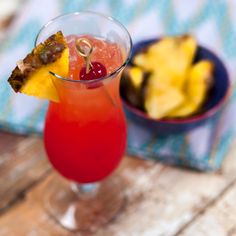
[121,39,231,135]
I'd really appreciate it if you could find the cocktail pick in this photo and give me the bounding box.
[76,38,117,107]
[76,38,93,74]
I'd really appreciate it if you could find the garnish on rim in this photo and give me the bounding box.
[8,31,69,102]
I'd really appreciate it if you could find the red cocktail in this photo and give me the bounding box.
[35,12,132,231]
[44,35,126,183]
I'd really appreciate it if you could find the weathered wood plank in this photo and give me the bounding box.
[0,132,50,212]
[1,138,236,236]
[0,157,159,236]
[179,179,236,236]
[0,131,26,155]
[0,174,73,236]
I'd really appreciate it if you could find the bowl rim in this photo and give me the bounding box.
[121,38,231,124]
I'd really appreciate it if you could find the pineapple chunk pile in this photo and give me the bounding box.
[122,35,214,119]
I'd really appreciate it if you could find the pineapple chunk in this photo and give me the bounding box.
[187,60,214,106]
[145,85,185,119]
[129,67,144,89]
[167,60,214,117]
[167,101,197,117]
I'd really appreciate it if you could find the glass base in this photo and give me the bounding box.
[44,175,125,232]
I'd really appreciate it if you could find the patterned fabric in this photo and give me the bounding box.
[1,0,236,170]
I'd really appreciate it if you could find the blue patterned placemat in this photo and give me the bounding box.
[1,0,236,170]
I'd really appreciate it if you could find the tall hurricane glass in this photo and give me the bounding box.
[35,12,132,232]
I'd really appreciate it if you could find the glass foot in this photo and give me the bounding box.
[44,175,125,232]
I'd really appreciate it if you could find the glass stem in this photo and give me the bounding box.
[71,182,100,199]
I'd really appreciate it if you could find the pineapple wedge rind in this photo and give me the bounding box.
[20,49,69,102]
[8,31,69,102]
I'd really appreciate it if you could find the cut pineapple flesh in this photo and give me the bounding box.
[167,60,214,117]
[8,31,69,102]
[129,67,144,89]
[145,85,185,119]
[123,35,214,119]
[187,60,214,106]
[133,35,197,90]
[20,49,69,102]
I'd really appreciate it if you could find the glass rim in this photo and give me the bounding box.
[35,11,133,84]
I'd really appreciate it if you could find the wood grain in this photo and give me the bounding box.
[0,132,50,213]
[0,138,236,236]
[180,182,236,236]
[0,157,158,236]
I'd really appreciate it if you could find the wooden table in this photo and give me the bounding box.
[0,130,236,236]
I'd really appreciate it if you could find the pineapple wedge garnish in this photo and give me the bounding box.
[8,31,69,102]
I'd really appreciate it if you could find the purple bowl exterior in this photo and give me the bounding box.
[123,100,226,135]
[121,38,230,136]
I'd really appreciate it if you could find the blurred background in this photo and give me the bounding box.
[0,0,236,170]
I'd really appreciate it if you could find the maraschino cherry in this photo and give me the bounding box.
[80,61,107,80]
